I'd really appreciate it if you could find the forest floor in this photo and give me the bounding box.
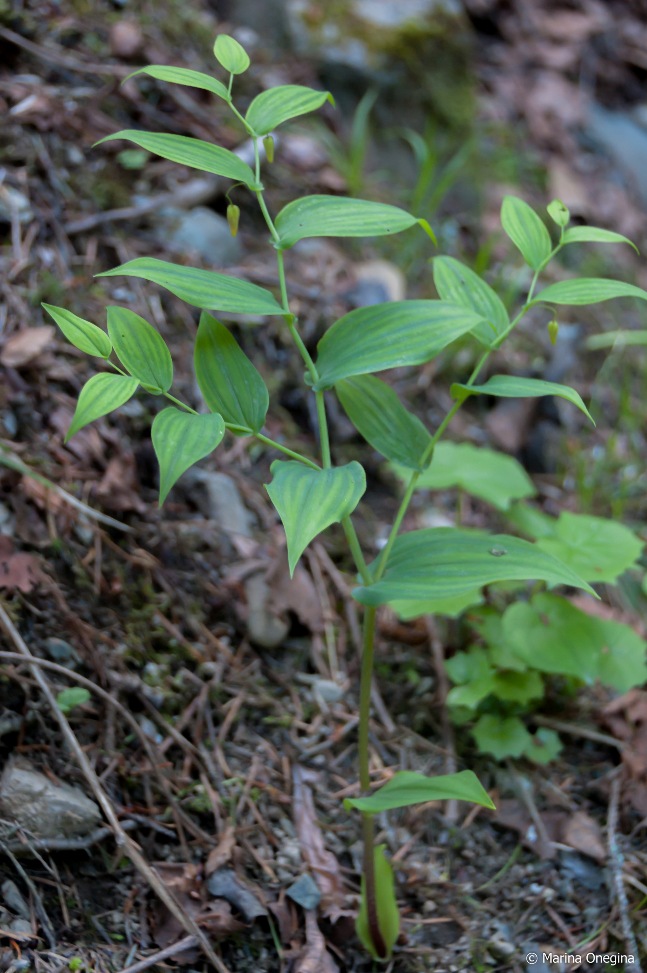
[0,2,646,972]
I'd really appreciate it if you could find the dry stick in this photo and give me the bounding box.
[0,841,57,947]
[115,935,200,973]
[608,774,642,973]
[0,609,231,973]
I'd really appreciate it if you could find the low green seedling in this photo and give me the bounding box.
[44,34,646,960]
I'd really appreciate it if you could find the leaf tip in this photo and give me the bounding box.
[418,218,437,245]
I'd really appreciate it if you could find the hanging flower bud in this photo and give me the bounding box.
[227,203,240,237]
[263,135,275,163]
[547,318,559,346]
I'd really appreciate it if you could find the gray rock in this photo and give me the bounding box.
[245,572,290,649]
[155,206,242,266]
[181,469,252,537]
[586,102,647,204]
[0,759,101,839]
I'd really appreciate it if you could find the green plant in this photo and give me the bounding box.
[43,35,647,961]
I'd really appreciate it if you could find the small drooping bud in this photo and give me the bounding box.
[263,135,275,163]
[227,203,240,237]
[548,318,559,345]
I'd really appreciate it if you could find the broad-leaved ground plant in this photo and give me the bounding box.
[44,35,647,960]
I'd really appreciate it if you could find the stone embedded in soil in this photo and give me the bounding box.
[153,206,242,266]
[0,759,101,839]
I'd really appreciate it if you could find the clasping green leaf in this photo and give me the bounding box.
[356,845,399,961]
[265,461,366,574]
[66,373,139,440]
[501,195,552,271]
[152,408,225,505]
[42,303,112,359]
[194,312,268,433]
[107,307,173,393]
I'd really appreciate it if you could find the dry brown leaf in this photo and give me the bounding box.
[95,454,147,513]
[0,536,45,593]
[205,825,237,876]
[294,911,340,973]
[0,326,55,367]
[293,767,347,917]
[562,811,606,862]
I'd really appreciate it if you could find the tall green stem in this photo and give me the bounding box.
[357,605,387,958]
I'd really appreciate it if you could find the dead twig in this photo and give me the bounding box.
[0,610,231,973]
[115,935,199,973]
[608,773,643,973]
[426,617,458,824]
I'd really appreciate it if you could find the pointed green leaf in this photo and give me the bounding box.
[345,770,494,814]
[274,195,434,250]
[213,34,250,75]
[66,373,139,440]
[536,278,647,306]
[451,375,594,424]
[56,687,91,714]
[535,511,643,583]
[473,715,532,760]
[336,375,432,470]
[432,256,509,345]
[354,527,596,608]
[96,131,257,188]
[194,312,268,432]
[398,441,536,511]
[265,460,365,574]
[388,589,484,621]
[356,845,399,961]
[125,66,230,103]
[107,307,173,393]
[315,301,484,389]
[586,330,647,349]
[97,258,284,316]
[152,407,225,505]
[562,226,638,252]
[547,199,570,227]
[501,195,553,271]
[42,303,112,359]
[245,85,334,136]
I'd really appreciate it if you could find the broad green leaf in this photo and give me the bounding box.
[56,687,91,714]
[447,675,497,710]
[596,618,647,692]
[356,845,399,961]
[97,258,284,316]
[451,375,594,424]
[473,714,532,760]
[152,407,225,505]
[336,375,432,470]
[503,594,647,691]
[354,527,596,608]
[445,646,493,688]
[42,304,112,359]
[400,441,536,511]
[547,199,570,227]
[345,770,495,814]
[67,373,139,440]
[274,195,434,250]
[194,312,268,432]
[501,195,553,271]
[213,34,250,75]
[491,670,544,704]
[432,256,509,345]
[315,301,485,389]
[535,511,643,583]
[562,226,638,252]
[266,461,366,574]
[525,728,562,765]
[96,132,258,188]
[388,589,483,621]
[535,278,647,306]
[125,66,230,103]
[505,502,556,540]
[107,307,173,393]
[586,330,647,350]
[245,85,334,136]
